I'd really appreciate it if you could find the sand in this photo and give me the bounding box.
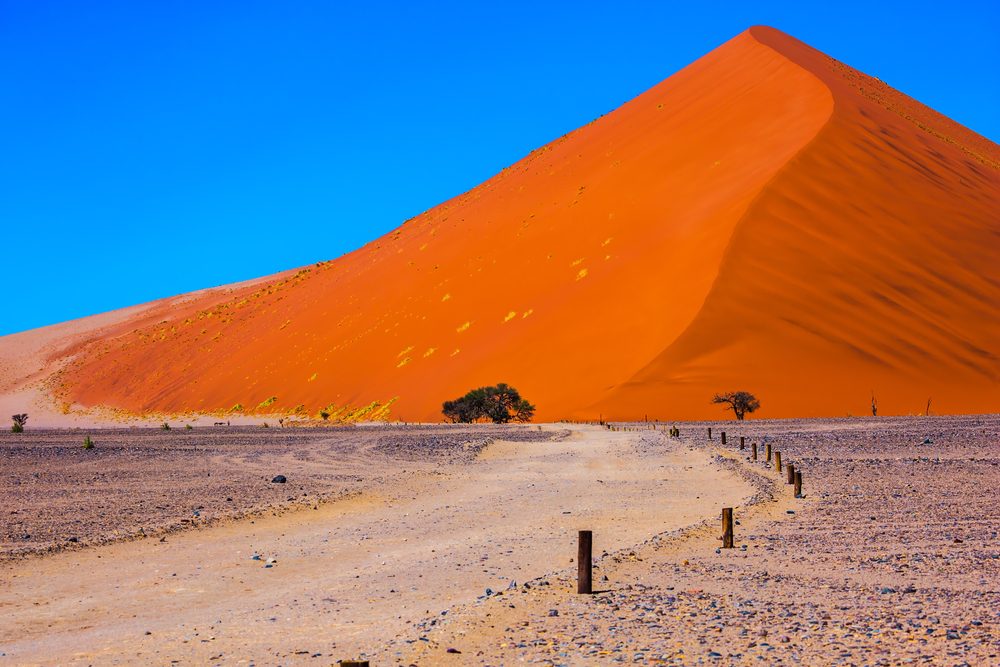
[0,424,559,559]
[2,417,996,665]
[0,424,754,664]
[1,26,995,424]
[406,415,1000,665]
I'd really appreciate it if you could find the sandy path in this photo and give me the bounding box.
[0,425,752,665]
[405,417,1000,665]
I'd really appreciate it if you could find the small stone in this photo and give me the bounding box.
[548,609,559,617]
[446,647,462,654]
[271,475,287,484]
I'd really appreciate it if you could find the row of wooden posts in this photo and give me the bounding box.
[719,426,803,552]
[577,424,804,594]
[341,424,807,662]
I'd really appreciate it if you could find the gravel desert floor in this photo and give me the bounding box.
[0,424,556,559]
[407,416,1000,666]
[0,416,997,666]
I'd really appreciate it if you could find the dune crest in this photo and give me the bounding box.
[4,26,997,421]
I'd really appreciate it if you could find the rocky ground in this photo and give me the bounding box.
[404,415,1000,665]
[0,423,558,559]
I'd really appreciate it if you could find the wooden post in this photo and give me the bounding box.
[765,443,772,462]
[577,530,592,594]
[752,442,758,460]
[708,427,712,440]
[774,451,782,473]
[786,462,795,484]
[721,508,734,548]
[740,436,745,450]
[721,431,727,446]
[794,471,802,497]
[338,662,369,667]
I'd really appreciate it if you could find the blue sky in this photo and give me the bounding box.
[2,1,998,336]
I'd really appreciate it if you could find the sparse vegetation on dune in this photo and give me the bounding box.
[315,399,397,424]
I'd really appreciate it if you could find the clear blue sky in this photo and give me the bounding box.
[2,1,997,336]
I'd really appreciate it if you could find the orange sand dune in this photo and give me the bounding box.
[7,26,998,422]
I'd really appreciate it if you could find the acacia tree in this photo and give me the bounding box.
[11,413,27,433]
[711,391,760,421]
[442,384,535,423]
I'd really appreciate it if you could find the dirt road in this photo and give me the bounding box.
[0,425,751,665]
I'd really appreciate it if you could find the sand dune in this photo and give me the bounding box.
[3,26,997,422]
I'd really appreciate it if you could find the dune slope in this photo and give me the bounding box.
[8,26,999,421]
[591,26,1000,418]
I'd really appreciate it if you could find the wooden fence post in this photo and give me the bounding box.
[794,471,802,498]
[752,442,758,460]
[721,431,727,446]
[578,530,593,594]
[774,451,782,473]
[786,462,795,484]
[708,427,712,440]
[765,443,772,463]
[722,508,734,548]
[740,436,745,450]
[338,661,369,667]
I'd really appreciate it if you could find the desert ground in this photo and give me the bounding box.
[1,416,997,665]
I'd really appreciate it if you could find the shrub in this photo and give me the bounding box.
[257,396,277,410]
[442,384,535,423]
[185,424,193,430]
[83,435,95,450]
[230,403,244,413]
[161,422,171,431]
[711,391,760,421]
[11,413,27,433]
[319,410,330,421]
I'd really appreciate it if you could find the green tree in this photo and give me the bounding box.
[11,413,27,433]
[442,384,535,423]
